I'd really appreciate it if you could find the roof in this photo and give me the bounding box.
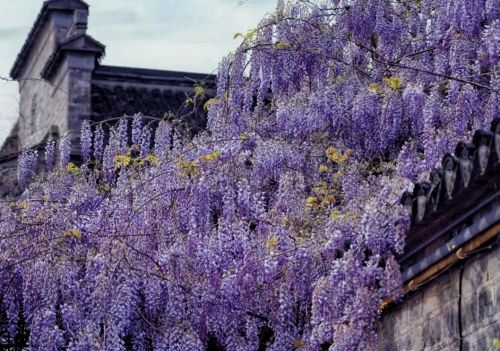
[10,0,89,79]
[92,65,216,88]
[399,117,500,279]
[402,118,499,229]
[91,66,216,134]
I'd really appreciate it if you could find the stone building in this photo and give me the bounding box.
[378,119,500,350]
[0,1,498,350]
[0,0,214,197]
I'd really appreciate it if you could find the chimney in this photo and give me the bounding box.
[68,8,88,36]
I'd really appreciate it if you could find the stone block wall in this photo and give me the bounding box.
[17,10,76,148]
[0,123,21,198]
[377,245,499,351]
[18,63,69,148]
[66,55,96,155]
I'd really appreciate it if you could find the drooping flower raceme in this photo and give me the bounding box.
[1,0,498,350]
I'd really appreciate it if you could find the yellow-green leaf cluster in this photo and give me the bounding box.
[194,84,205,98]
[329,210,358,222]
[18,200,29,210]
[368,82,384,94]
[142,154,159,166]
[239,132,252,141]
[309,181,336,210]
[199,151,221,162]
[383,76,404,90]
[275,41,291,49]
[493,338,500,348]
[305,196,319,210]
[66,162,80,176]
[63,228,82,240]
[368,77,404,93]
[113,155,132,171]
[233,28,258,41]
[178,156,199,177]
[325,146,353,165]
[292,339,305,349]
[265,236,278,254]
[245,28,257,41]
[204,98,218,111]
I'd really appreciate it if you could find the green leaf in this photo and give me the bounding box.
[493,338,500,348]
[275,41,290,49]
[194,84,205,98]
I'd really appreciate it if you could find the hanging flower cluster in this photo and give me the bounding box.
[1,0,498,350]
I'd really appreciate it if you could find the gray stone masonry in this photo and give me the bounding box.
[377,245,499,351]
[0,0,215,198]
[15,2,100,149]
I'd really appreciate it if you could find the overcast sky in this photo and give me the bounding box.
[0,0,276,145]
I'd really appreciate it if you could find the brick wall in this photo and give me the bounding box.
[377,245,499,351]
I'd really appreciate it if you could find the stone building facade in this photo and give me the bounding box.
[0,0,498,349]
[0,0,214,197]
[378,119,500,350]
[378,246,499,350]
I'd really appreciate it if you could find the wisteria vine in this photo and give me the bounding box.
[1,0,499,350]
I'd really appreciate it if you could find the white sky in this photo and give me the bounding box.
[0,0,276,145]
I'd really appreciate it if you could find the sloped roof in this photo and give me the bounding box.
[90,85,208,132]
[10,0,90,79]
[91,66,216,134]
[92,65,215,87]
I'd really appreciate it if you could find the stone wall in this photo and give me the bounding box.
[0,122,21,198]
[377,245,499,351]
[17,10,76,148]
[18,62,69,148]
[66,54,97,155]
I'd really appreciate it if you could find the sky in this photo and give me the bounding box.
[0,0,277,145]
